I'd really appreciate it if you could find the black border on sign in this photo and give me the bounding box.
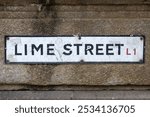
[4,35,145,64]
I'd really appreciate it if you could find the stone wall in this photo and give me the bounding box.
[0,0,150,90]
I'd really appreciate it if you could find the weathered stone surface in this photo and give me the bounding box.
[0,11,150,19]
[1,85,150,91]
[0,0,150,5]
[1,91,150,99]
[0,3,150,88]
[0,18,150,86]
[0,5,150,12]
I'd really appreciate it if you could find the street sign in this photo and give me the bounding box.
[5,35,144,64]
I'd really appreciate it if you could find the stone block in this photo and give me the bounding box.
[0,0,150,5]
[0,18,150,86]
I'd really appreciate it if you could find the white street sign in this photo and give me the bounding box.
[5,36,144,63]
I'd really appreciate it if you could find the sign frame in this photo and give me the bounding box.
[4,35,145,64]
